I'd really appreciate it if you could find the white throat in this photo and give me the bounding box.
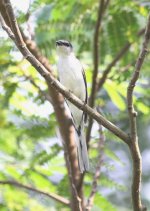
[57,45,73,57]
[58,51,75,59]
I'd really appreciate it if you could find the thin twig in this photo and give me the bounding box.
[108,62,135,81]
[0,180,70,206]
[127,14,150,211]
[89,0,106,107]
[119,62,135,73]
[0,13,15,41]
[86,0,110,145]
[0,9,129,144]
[86,123,105,211]
[127,20,150,140]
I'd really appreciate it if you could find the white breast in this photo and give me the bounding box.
[57,54,86,101]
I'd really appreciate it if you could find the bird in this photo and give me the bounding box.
[56,39,89,173]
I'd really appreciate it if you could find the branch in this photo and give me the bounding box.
[127,18,150,140]
[0,3,129,144]
[89,0,106,107]
[118,62,135,73]
[86,0,110,145]
[0,180,70,206]
[127,14,150,211]
[86,123,105,211]
[0,0,10,27]
[0,13,14,41]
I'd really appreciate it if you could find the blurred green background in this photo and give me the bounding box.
[0,0,150,210]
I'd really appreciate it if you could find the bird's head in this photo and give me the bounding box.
[56,40,73,56]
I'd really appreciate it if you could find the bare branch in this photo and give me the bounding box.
[0,180,70,206]
[127,19,150,139]
[127,14,150,211]
[90,0,106,108]
[0,0,11,27]
[86,123,105,211]
[86,0,110,145]
[0,6,129,144]
[0,13,15,40]
[119,62,135,73]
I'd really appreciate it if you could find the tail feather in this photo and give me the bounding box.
[76,123,89,173]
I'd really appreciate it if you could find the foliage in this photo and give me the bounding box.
[0,0,150,210]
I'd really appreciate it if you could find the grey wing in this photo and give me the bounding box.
[81,68,88,123]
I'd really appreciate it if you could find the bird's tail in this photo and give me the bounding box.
[76,122,89,173]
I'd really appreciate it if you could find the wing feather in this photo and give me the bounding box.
[81,68,88,123]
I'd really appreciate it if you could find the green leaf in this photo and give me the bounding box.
[136,102,149,114]
[104,82,126,111]
[93,193,117,211]
[99,175,126,191]
[104,148,124,165]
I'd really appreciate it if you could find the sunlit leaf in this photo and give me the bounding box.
[104,82,126,111]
